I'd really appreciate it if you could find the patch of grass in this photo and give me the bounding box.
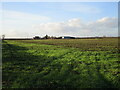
[2,39,120,88]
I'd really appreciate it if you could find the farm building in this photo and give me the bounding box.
[33,36,41,39]
[61,36,75,39]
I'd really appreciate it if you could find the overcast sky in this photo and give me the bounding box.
[0,2,118,37]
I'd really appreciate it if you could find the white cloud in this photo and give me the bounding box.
[33,17,118,37]
[87,17,118,33]
[1,10,51,37]
[61,4,101,14]
[2,10,51,24]
[1,9,118,37]
[95,17,117,28]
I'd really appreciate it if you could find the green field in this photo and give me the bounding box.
[2,38,120,88]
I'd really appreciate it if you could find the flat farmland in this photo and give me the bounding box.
[2,38,120,88]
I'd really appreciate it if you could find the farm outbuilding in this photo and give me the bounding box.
[61,36,75,39]
[33,36,41,39]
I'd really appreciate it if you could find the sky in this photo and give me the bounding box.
[0,2,118,37]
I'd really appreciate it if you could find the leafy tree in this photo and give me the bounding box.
[2,35,5,40]
[44,35,50,39]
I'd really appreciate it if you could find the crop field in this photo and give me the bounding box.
[2,38,120,88]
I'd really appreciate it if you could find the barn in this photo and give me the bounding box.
[33,36,41,39]
[62,36,75,39]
